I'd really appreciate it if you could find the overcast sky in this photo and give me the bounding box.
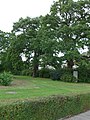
[0,0,55,32]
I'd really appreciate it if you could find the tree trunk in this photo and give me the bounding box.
[33,51,39,77]
[33,63,39,77]
[67,59,74,69]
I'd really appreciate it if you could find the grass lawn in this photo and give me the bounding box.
[0,76,90,104]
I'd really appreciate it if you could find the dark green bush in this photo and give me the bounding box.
[50,70,61,80]
[61,68,73,75]
[77,67,90,83]
[60,73,73,82]
[38,68,51,78]
[0,94,90,120]
[50,68,73,81]
[49,67,90,83]
[0,71,13,86]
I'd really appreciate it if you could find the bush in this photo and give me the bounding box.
[0,71,13,86]
[0,94,90,120]
[21,69,33,76]
[50,68,73,81]
[77,67,90,83]
[60,73,73,82]
[38,68,51,78]
[50,70,61,80]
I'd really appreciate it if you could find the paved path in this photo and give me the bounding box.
[59,111,90,120]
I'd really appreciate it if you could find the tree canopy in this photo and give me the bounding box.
[0,0,90,76]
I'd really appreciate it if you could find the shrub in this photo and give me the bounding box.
[50,70,61,80]
[0,94,90,120]
[21,69,33,76]
[60,73,73,82]
[0,71,13,86]
[38,68,50,78]
[50,68,73,81]
[61,74,78,82]
[77,67,90,83]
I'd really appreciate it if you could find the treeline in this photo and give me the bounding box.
[0,0,90,77]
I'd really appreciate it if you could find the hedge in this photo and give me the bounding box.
[38,68,51,78]
[77,67,90,83]
[0,93,90,120]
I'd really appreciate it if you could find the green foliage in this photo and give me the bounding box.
[50,68,74,82]
[50,69,61,80]
[0,71,13,86]
[0,31,12,72]
[38,68,51,78]
[12,17,42,77]
[78,67,90,83]
[50,0,90,68]
[50,68,79,83]
[60,73,73,82]
[61,68,79,83]
[21,69,33,76]
[0,0,90,75]
[0,94,90,120]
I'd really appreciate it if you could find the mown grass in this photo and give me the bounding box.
[0,75,90,104]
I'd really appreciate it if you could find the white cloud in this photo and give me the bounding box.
[0,0,54,32]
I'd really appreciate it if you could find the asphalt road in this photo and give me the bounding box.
[59,111,90,120]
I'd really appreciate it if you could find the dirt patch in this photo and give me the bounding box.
[0,79,30,89]
[0,86,10,89]
[11,79,29,86]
